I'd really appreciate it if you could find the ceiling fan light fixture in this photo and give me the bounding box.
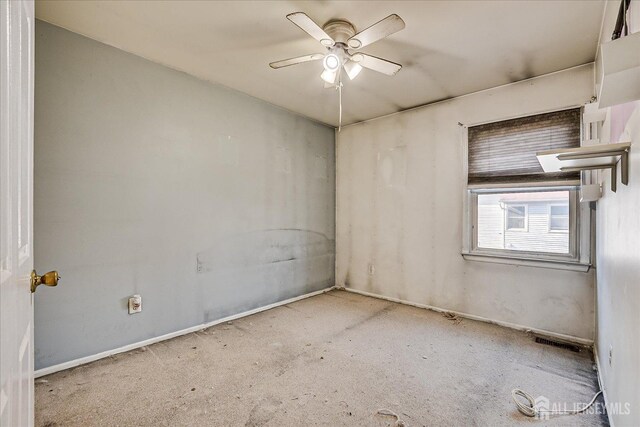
[323,53,341,72]
[320,69,338,85]
[343,61,362,80]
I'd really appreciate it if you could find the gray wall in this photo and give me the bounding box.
[34,21,335,370]
[336,65,596,340]
[595,101,640,426]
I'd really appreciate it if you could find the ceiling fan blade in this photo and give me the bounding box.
[347,14,405,49]
[269,53,324,69]
[352,53,402,76]
[286,12,335,47]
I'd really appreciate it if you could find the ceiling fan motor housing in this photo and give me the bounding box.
[323,19,356,45]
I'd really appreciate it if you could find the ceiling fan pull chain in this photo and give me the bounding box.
[338,81,343,132]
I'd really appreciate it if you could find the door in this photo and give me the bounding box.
[1,0,35,426]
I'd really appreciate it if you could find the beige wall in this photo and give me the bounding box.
[337,65,596,340]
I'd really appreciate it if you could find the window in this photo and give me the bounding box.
[549,204,569,232]
[463,108,589,268]
[505,204,527,231]
[475,189,574,255]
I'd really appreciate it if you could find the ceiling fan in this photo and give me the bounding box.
[269,12,405,87]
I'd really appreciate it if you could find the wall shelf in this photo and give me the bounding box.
[536,142,631,192]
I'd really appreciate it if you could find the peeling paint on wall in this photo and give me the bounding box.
[275,145,292,174]
[378,146,407,189]
[196,229,334,275]
[314,155,328,180]
[216,135,239,166]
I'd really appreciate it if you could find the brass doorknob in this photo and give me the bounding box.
[31,270,60,293]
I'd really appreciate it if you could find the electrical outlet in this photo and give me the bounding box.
[609,344,613,367]
[128,295,142,314]
[368,263,375,275]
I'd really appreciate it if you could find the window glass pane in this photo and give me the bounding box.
[550,216,569,231]
[507,217,525,230]
[477,190,570,254]
[549,204,569,231]
[550,205,569,216]
[506,205,526,230]
[507,205,525,217]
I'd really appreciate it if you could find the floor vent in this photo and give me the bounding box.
[534,337,581,353]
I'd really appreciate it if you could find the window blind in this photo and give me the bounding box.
[467,108,581,185]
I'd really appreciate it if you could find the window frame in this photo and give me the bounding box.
[504,203,528,232]
[469,186,579,263]
[460,107,591,272]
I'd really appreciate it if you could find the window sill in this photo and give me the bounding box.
[461,252,591,272]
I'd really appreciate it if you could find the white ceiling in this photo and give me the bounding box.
[36,1,606,127]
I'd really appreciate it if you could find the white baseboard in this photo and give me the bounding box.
[340,287,594,347]
[35,286,336,378]
[594,345,614,427]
